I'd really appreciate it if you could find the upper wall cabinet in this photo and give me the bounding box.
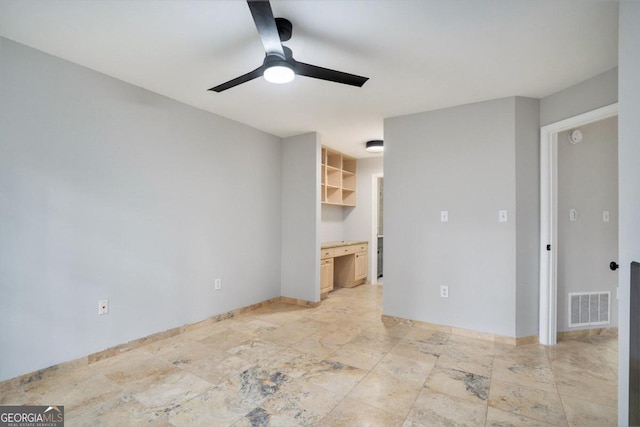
[321,146,357,206]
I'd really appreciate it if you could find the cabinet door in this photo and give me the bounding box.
[321,259,334,294]
[355,251,367,281]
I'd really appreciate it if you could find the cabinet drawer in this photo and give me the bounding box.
[336,245,357,256]
[321,258,334,266]
[355,244,368,253]
[321,248,335,259]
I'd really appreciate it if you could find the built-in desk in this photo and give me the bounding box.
[320,241,368,298]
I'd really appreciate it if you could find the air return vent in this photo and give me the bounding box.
[568,291,610,327]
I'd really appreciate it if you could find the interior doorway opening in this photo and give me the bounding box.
[539,103,618,345]
[371,173,383,284]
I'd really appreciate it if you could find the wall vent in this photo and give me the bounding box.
[568,291,610,327]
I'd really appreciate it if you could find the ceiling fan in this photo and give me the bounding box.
[209,0,369,92]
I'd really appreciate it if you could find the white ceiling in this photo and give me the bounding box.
[0,0,618,158]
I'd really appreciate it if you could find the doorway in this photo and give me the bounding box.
[539,103,618,345]
[557,117,618,335]
[371,173,383,284]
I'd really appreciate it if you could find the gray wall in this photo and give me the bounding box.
[384,97,539,338]
[0,39,283,381]
[515,98,541,337]
[281,133,320,303]
[540,68,618,126]
[320,204,345,242]
[618,1,640,421]
[557,117,618,332]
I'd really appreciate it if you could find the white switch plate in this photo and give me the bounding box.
[440,211,449,222]
[214,278,222,290]
[603,211,610,222]
[98,299,109,315]
[440,285,449,298]
[498,210,508,223]
[569,209,578,222]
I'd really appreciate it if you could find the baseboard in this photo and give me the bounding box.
[381,314,538,346]
[0,295,300,389]
[557,326,618,342]
[279,296,321,308]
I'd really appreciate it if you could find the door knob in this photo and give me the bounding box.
[610,261,619,271]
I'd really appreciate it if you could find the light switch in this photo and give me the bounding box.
[498,210,508,223]
[569,209,578,222]
[603,211,610,222]
[440,211,448,222]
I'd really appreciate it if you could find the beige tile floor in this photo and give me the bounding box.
[1,284,618,426]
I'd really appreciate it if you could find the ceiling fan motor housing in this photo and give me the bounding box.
[275,18,292,42]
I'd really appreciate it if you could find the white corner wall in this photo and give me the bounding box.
[384,97,540,337]
[281,133,320,303]
[618,0,640,422]
[0,38,283,381]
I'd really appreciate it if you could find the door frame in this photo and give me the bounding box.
[539,103,618,345]
[370,172,383,284]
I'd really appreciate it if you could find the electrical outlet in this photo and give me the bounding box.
[214,278,222,290]
[98,299,109,315]
[440,286,449,298]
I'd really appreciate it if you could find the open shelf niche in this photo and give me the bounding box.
[321,146,357,206]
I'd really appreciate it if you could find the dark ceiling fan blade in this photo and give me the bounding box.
[209,1,370,92]
[208,66,264,92]
[247,0,285,58]
[294,62,369,87]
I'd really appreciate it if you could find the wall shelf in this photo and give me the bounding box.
[321,146,357,206]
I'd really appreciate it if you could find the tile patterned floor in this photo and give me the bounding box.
[0,284,618,426]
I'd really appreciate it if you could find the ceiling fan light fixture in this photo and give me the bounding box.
[209,1,368,92]
[365,140,384,153]
[263,63,295,84]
